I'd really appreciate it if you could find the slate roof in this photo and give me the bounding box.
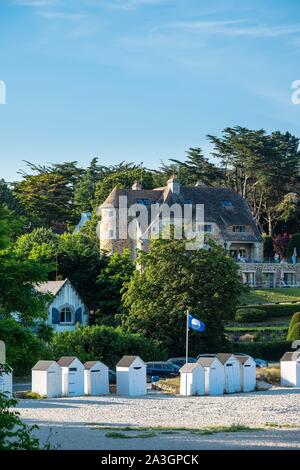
[101,184,261,242]
[35,279,68,296]
[116,355,141,368]
[180,363,203,373]
[281,351,300,362]
[32,360,58,371]
[57,356,78,367]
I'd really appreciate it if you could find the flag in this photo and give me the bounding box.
[188,314,206,332]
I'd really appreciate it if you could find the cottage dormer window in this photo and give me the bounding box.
[60,307,73,324]
[232,225,246,233]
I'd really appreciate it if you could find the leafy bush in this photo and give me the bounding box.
[287,233,300,259]
[256,367,280,385]
[0,318,51,376]
[231,340,291,360]
[287,312,300,339]
[235,308,267,323]
[239,303,300,318]
[20,391,45,400]
[52,325,165,368]
[287,322,300,341]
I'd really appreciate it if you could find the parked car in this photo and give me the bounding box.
[146,361,180,380]
[196,353,268,368]
[167,357,197,368]
[109,370,116,384]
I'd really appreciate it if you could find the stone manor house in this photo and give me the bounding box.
[99,176,300,289]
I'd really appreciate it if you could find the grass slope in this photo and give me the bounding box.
[240,288,300,305]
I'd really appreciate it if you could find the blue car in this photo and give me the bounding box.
[146,361,180,380]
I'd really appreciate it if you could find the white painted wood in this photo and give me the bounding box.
[31,362,62,398]
[84,362,109,396]
[199,358,224,396]
[281,357,300,387]
[180,364,205,396]
[236,356,256,392]
[116,357,147,396]
[60,358,84,397]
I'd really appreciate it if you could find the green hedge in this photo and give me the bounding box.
[231,340,291,361]
[235,308,267,323]
[238,303,300,318]
[287,323,300,341]
[52,325,165,368]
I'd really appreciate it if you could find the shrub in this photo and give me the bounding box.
[0,318,51,376]
[238,303,300,318]
[235,308,267,323]
[263,236,274,259]
[287,322,300,341]
[256,367,280,385]
[239,334,255,342]
[287,312,300,339]
[52,325,165,368]
[20,391,45,400]
[231,340,291,360]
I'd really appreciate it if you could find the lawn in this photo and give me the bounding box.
[240,288,300,305]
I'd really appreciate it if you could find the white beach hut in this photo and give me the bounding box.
[116,355,147,396]
[280,351,300,387]
[216,353,241,394]
[32,360,62,398]
[197,357,224,396]
[57,356,84,397]
[84,361,109,396]
[235,355,256,392]
[179,362,205,396]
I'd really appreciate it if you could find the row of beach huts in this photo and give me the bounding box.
[1,351,299,399]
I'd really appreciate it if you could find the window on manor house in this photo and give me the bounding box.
[136,198,151,205]
[232,225,246,233]
[197,224,213,232]
[60,307,72,324]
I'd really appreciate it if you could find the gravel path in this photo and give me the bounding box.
[16,388,300,449]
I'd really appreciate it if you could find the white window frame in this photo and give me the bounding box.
[59,305,74,325]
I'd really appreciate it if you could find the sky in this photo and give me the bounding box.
[1,0,300,181]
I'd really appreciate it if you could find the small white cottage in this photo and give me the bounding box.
[116,355,147,396]
[32,360,62,398]
[281,351,300,387]
[84,361,109,396]
[197,357,224,396]
[216,354,241,394]
[180,362,205,396]
[236,355,256,392]
[57,356,84,397]
[35,279,89,332]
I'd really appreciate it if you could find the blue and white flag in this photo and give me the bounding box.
[188,315,206,332]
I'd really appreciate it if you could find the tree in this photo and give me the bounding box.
[94,168,154,206]
[122,238,243,355]
[14,227,59,266]
[14,173,74,228]
[96,250,134,325]
[57,233,106,313]
[272,233,290,258]
[287,233,300,259]
[263,236,274,259]
[169,147,224,186]
[0,206,50,324]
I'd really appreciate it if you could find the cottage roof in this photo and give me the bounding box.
[32,360,58,371]
[57,356,78,367]
[180,363,202,373]
[84,361,106,370]
[35,279,68,296]
[281,351,300,362]
[116,355,141,368]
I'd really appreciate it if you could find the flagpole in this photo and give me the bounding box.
[185,309,189,397]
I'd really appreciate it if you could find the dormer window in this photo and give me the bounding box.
[232,225,246,233]
[136,199,151,205]
[197,224,213,233]
[221,200,233,208]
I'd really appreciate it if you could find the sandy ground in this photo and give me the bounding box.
[16,388,300,450]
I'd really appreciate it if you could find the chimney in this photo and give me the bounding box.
[132,181,142,190]
[167,175,180,194]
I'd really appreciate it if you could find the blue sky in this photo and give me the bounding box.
[1,0,300,181]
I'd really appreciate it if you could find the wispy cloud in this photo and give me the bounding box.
[107,0,168,11]
[155,19,300,38]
